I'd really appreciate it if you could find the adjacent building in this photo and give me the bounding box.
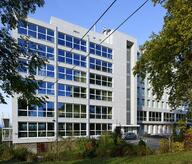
[137,52,187,135]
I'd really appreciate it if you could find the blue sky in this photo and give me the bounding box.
[0,0,166,120]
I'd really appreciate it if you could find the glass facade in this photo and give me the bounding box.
[16,20,116,139]
[58,32,86,52]
[90,106,112,119]
[89,42,112,59]
[90,73,112,87]
[90,88,112,101]
[90,57,112,73]
[58,103,86,118]
[90,123,112,135]
[58,49,86,67]
[18,39,54,60]
[18,122,54,138]
[18,99,54,117]
[58,66,86,83]
[59,123,86,136]
[58,84,86,98]
[18,22,54,43]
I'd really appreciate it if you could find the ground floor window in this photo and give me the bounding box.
[18,122,54,138]
[90,123,112,135]
[149,112,161,122]
[164,113,174,122]
[58,123,86,136]
[137,111,147,121]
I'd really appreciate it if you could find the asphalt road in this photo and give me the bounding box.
[126,137,161,149]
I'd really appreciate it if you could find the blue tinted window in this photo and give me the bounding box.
[58,66,65,79]
[66,52,72,64]
[58,84,65,96]
[38,103,46,111]
[29,42,36,50]
[66,35,72,42]
[38,82,46,94]
[90,42,95,49]
[38,44,46,52]
[47,102,54,111]
[18,21,27,28]
[38,33,46,40]
[58,32,65,39]
[58,49,65,62]
[66,41,72,48]
[66,69,73,80]
[66,85,72,97]
[28,23,37,31]
[18,28,27,35]
[38,65,46,76]
[47,82,54,95]
[47,47,54,53]
[47,65,54,77]
[18,60,27,73]
[28,30,36,38]
[81,40,86,46]
[58,39,65,46]
[47,35,54,42]
[47,29,54,36]
[38,26,46,34]
[74,38,80,44]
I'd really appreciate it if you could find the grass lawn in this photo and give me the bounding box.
[46,151,192,164]
[1,151,192,164]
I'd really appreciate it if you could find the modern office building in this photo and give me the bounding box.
[11,17,139,144]
[137,52,187,136]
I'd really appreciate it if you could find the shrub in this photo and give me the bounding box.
[96,134,115,158]
[111,143,137,157]
[159,138,170,154]
[184,128,192,150]
[171,142,184,153]
[138,139,146,147]
[113,127,122,145]
[82,138,97,158]
[0,145,13,161]
[13,146,36,162]
[43,151,56,161]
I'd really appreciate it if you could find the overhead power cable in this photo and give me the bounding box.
[71,0,149,70]
[41,0,118,82]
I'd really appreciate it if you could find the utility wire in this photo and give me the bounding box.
[71,0,149,70]
[40,0,118,82]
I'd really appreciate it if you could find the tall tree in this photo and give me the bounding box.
[0,0,45,104]
[133,0,192,109]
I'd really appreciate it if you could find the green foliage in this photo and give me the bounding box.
[133,0,192,108]
[171,142,184,153]
[111,143,137,157]
[82,138,97,158]
[13,146,36,161]
[184,128,192,150]
[138,139,146,147]
[96,134,115,158]
[159,138,170,153]
[172,121,187,142]
[0,144,36,162]
[112,127,122,145]
[0,0,45,105]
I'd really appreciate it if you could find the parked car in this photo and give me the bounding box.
[123,132,137,140]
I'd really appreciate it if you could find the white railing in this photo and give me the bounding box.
[2,128,12,141]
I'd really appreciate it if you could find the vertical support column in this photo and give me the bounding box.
[146,111,149,122]
[174,113,177,122]
[161,112,164,123]
[54,27,59,142]
[86,36,90,138]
